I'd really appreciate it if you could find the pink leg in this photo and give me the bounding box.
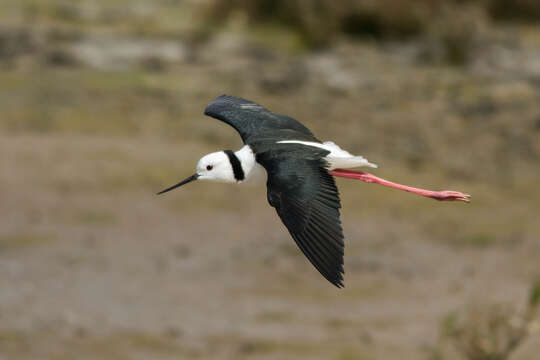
[330,169,471,202]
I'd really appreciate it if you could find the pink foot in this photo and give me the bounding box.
[430,190,471,202]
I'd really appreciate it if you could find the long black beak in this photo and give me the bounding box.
[157,173,199,195]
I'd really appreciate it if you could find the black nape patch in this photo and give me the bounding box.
[224,150,245,181]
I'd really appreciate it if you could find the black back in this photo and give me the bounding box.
[204,95,319,144]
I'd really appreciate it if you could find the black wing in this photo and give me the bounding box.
[204,95,317,143]
[259,146,345,287]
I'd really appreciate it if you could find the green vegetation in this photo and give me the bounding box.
[436,281,540,360]
[205,0,461,47]
[72,209,118,225]
[0,232,55,252]
[0,329,198,360]
[204,0,540,59]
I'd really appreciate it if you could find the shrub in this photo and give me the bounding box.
[441,280,540,360]
[204,0,446,48]
[489,0,540,22]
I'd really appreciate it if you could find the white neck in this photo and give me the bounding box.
[234,145,257,181]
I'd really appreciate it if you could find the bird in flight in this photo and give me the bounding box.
[158,95,470,287]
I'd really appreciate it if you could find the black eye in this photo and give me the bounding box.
[206,165,213,171]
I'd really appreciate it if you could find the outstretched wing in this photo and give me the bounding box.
[204,95,317,143]
[260,147,345,287]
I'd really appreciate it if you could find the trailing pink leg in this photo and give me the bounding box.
[330,169,470,202]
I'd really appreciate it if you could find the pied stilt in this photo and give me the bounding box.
[158,95,470,287]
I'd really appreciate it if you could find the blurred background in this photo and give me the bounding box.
[1,0,540,359]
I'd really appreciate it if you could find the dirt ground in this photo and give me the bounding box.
[1,1,540,359]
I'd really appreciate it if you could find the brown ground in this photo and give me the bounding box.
[1,1,540,359]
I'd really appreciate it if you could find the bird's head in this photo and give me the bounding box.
[157,151,235,195]
[196,151,236,182]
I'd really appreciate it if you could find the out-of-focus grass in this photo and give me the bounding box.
[204,0,449,47]
[0,232,55,252]
[47,149,193,195]
[0,69,184,137]
[207,334,372,359]
[1,0,198,36]
[434,280,540,360]
[242,268,388,302]
[0,328,373,360]
[256,310,293,323]
[0,329,28,356]
[203,0,540,51]
[71,209,118,225]
[0,329,198,360]
[489,0,540,22]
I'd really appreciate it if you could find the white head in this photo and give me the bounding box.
[196,151,235,183]
[156,150,236,195]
